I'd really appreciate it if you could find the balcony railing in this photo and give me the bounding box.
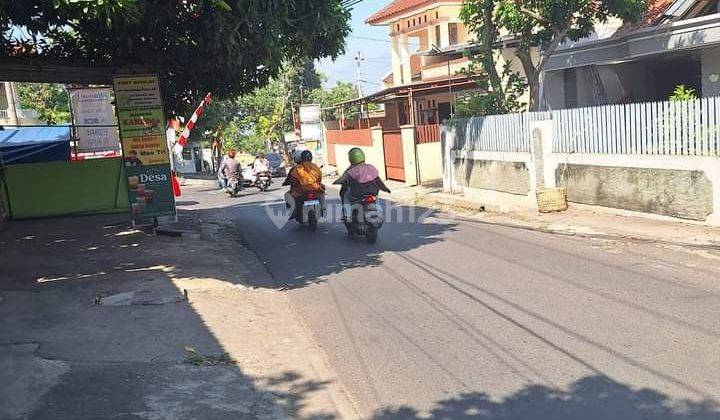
[0,109,8,119]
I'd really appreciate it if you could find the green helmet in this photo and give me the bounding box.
[348,147,365,165]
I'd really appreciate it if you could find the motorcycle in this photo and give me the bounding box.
[292,192,322,231]
[243,168,272,192]
[344,194,383,244]
[225,174,243,197]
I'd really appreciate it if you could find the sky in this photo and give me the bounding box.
[317,0,396,94]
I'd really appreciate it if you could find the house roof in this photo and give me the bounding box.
[366,0,455,25]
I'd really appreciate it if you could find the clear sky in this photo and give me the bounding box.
[317,0,396,94]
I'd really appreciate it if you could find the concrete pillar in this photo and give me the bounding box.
[439,23,449,48]
[3,82,19,125]
[400,125,418,187]
[371,126,387,180]
[706,161,720,226]
[529,119,555,192]
[399,34,412,84]
[391,33,403,86]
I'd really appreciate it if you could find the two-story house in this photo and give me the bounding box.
[329,0,482,134]
[542,0,720,109]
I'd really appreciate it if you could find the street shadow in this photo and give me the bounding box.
[183,192,459,290]
[372,375,720,419]
[0,214,339,419]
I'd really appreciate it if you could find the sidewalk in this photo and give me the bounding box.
[0,209,354,419]
[388,181,720,249]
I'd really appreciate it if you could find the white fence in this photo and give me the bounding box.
[552,97,720,156]
[451,113,532,152]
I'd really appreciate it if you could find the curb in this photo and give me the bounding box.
[391,192,720,251]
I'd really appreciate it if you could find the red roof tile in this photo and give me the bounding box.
[615,0,675,34]
[366,0,454,25]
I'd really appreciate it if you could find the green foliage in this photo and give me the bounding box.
[457,59,527,117]
[15,83,70,124]
[307,81,357,119]
[189,60,359,154]
[1,0,351,115]
[461,0,646,111]
[669,85,697,101]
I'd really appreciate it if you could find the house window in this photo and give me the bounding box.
[435,25,441,46]
[413,18,416,26]
[448,23,458,45]
[424,15,427,23]
[396,24,400,32]
[407,21,410,28]
[436,11,439,19]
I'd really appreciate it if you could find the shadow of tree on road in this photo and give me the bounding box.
[373,375,720,420]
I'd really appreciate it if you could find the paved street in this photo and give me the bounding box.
[182,182,720,419]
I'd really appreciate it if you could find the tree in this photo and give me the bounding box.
[1,0,351,115]
[15,83,70,124]
[461,0,646,111]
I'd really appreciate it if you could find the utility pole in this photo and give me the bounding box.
[354,51,366,124]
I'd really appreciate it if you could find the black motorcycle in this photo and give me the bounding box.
[344,194,383,244]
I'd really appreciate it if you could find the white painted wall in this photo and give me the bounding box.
[443,119,720,225]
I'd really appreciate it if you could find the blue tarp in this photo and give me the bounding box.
[0,126,71,165]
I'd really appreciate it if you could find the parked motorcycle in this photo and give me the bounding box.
[292,192,322,231]
[344,195,383,244]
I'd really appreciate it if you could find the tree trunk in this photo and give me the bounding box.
[481,0,504,103]
[515,47,540,111]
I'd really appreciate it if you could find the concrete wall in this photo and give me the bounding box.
[417,141,443,183]
[451,151,532,195]
[556,164,713,220]
[333,127,386,178]
[443,118,720,225]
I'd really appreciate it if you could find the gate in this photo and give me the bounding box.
[382,130,405,181]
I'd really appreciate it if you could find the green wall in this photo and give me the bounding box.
[2,158,130,219]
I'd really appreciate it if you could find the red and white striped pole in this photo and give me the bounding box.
[177,92,212,148]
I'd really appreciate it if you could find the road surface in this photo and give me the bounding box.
[185,183,720,419]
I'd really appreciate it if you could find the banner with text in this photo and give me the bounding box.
[69,88,120,152]
[113,75,175,222]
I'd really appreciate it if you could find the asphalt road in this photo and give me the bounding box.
[187,183,720,419]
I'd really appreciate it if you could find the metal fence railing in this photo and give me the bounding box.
[552,97,720,156]
[450,112,532,152]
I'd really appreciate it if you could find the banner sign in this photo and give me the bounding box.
[113,75,176,222]
[69,88,120,152]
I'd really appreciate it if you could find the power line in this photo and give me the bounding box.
[349,35,421,47]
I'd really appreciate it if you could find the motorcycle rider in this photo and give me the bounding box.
[219,150,242,194]
[333,147,391,221]
[282,150,325,219]
[253,153,271,179]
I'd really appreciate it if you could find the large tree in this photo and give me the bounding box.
[461,0,646,111]
[0,0,351,114]
[16,83,71,124]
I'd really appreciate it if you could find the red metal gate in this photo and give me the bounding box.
[382,131,405,181]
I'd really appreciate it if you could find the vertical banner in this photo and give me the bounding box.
[112,75,176,222]
[68,88,120,152]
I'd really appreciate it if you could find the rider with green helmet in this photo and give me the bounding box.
[333,147,391,218]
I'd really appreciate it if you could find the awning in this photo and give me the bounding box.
[0,126,71,165]
[328,76,481,109]
[545,13,720,71]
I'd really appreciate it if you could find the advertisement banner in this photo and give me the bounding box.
[69,88,120,152]
[113,75,175,222]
